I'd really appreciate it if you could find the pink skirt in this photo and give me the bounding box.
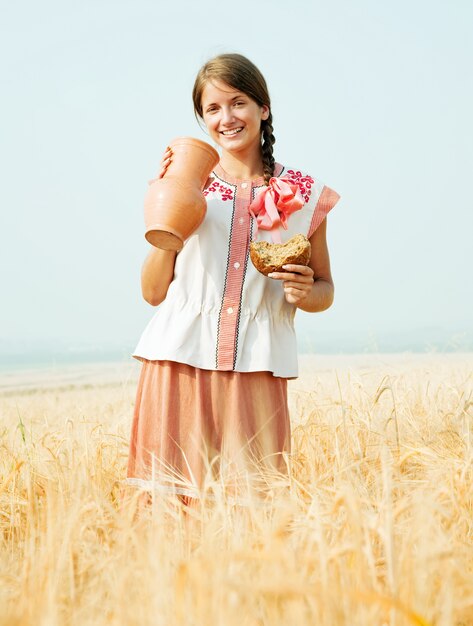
[127,360,291,500]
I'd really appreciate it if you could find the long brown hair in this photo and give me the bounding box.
[192,53,275,185]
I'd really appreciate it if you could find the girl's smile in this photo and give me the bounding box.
[221,127,243,136]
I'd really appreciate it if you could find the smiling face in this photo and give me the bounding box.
[201,80,269,158]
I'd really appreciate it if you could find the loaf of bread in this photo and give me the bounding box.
[249,234,311,276]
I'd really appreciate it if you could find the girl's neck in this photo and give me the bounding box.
[218,150,264,181]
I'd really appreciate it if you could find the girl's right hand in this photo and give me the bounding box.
[148,147,173,185]
[158,147,172,179]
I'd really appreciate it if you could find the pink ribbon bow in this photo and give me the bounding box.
[248,177,304,243]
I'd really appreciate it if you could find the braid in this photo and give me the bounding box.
[261,113,276,186]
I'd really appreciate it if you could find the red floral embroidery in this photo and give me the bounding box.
[286,169,314,203]
[203,180,234,201]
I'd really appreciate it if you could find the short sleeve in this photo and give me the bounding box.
[307,186,341,238]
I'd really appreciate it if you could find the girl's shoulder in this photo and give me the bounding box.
[277,163,341,236]
[277,164,324,206]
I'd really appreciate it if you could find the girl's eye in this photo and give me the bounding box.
[234,101,245,106]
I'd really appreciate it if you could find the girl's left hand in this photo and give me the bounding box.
[268,264,315,305]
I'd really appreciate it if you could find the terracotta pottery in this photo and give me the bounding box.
[144,137,219,251]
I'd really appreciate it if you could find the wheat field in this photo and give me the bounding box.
[0,354,472,626]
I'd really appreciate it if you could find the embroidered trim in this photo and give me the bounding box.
[215,181,237,369]
[204,178,234,201]
[232,187,260,369]
[285,169,315,203]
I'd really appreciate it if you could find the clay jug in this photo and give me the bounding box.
[144,137,219,251]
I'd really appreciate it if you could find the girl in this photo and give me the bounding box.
[127,53,340,504]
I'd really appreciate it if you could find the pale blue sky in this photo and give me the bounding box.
[1,0,472,359]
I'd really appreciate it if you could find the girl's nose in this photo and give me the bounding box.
[221,107,235,125]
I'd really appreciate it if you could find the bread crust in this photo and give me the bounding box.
[249,234,311,276]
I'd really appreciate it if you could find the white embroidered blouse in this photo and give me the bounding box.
[133,163,340,378]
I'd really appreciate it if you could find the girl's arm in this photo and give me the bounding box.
[268,218,334,312]
[141,247,177,306]
[141,147,177,306]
